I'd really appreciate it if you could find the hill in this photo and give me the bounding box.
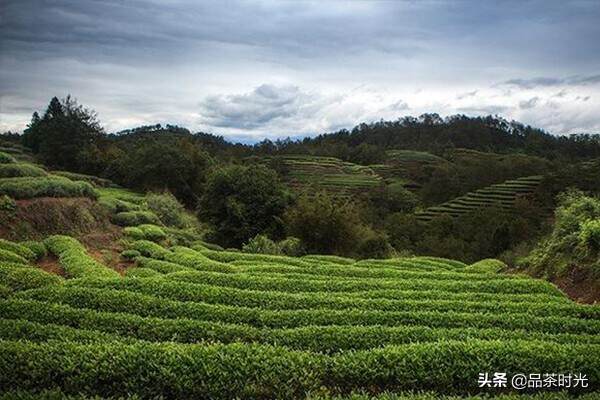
[1,140,600,398]
[415,175,544,222]
[261,154,383,197]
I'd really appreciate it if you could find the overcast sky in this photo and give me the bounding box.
[1,0,599,142]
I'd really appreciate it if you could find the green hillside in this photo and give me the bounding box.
[264,154,384,196]
[415,176,544,222]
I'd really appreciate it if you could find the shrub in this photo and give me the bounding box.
[50,171,113,187]
[0,249,28,264]
[19,241,47,260]
[125,267,160,278]
[285,192,368,256]
[579,219,600,251]
[0,239,36,261]
[130,240,171,260]
[120,249,141,260]
[123,226,145,240]
[112,211,161,226]
[0,176,97,199]
[137,224,167,241]
[146,191,196,228]
[0,151,16,164]
[466,259,507,273]
[0,195,16,211]
[198,164,290,247]
[0,163,46,178]
[279,237,304,256]
[0,264,62,291]
[242,234,281,255]
[44,235,119,279]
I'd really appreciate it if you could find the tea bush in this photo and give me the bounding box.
[0,176,97,199]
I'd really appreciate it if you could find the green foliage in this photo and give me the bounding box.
[0,176,97,199]
[112,211,160,227]
[51,171,113,187]
[44,235,119,279]
[122,226,144,240]
[199,164,290,247]
[0,195,16,211]
[0,264,62,291]
[0,249,28,264]
[129,240,171,260]
[123,225,166,242]
[0,151,16,164]
[0,239,36,261]
[242,234,281,255]
[285,192,374,257]
[465,259,507,274]
[579,219,600,250]
[523,190,600,281]
[123,138,212,206]
[0,340,598,398]
[278,237,304,256]
[0,163,47,178]
[120,249,141,260]
[145,191,197,228]
[21,96,105,171]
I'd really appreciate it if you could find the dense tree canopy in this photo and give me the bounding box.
[198,164,291,248]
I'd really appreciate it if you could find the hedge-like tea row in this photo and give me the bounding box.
[11,389,594,400]
[18,286,600,334]
[129,240,171,260]
[164,268,564,297]
[0,176,97,199]
[112,211,160,227]
[2,299,600,352]
[235,262,529,282]
[44,236,119,279]
[0,340,597,398]
[0,318,133,344]
[0,249,28,265]
[69,277,600,319]
[0,264,62,291]
[0,239,36,261]
[123,224,166,242]
[0,163,46,178]
[0,152,16,164]
[164,246,235,273]
[50,171,113,188]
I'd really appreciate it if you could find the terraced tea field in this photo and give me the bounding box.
[0,234,598,398]
[263,155,383,196]
[415,175,544,222]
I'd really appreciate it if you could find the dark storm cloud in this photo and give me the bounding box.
[1,0,600,137]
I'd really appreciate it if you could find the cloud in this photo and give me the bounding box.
[456,90,478,100]
[456,105,510,115]
[519,97,540,109]
[502,74,600,89]
[1,0,600,138]
[200,84,315,129]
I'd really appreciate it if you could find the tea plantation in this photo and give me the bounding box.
[0,232,599,398]
[415,176,544,222]
[1,145,599,399]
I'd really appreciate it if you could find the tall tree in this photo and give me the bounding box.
[22,96,105,171]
